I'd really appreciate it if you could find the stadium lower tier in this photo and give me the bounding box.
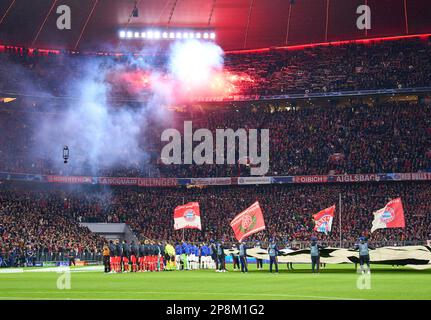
[0,180,430,261]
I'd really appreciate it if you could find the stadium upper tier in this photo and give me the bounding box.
[0,37,431,99]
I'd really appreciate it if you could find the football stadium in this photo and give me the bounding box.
[0,0,431,304]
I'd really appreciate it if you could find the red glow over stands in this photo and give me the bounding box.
[1,33,430,57]
[107,68,255,102]
[224,33,431,54]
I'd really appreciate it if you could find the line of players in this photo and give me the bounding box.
[102,237,373,274]
[103,239,218,273]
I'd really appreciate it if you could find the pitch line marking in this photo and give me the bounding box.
[0,291,364,300]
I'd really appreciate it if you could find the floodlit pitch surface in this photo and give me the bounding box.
[0,264,430,300]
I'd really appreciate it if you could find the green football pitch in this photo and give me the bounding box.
[0,264,430,300]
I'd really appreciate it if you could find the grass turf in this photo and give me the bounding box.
[0,264,430,300]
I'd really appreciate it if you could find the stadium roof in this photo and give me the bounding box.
[0,0,430,52]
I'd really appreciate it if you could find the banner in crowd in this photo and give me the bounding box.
[189,177,232,186]
[237,177,272,185]
[313,205,336,235]
[371,198,405,233]
[230,201,266,242]
[174,202,202,230]
[46,175,93,184]
[98,177,178,187]
[1,171,431,187]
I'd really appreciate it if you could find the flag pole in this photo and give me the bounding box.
[339,193,342,247]
[182,196,185,241]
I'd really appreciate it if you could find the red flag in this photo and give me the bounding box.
[371,198,405,233]
[230,201,265,242]
[312,205,336,234]
[174,202,201,230]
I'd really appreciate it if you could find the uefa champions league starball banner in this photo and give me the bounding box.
[224,245,431,267]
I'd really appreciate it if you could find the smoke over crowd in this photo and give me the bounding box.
[2,40,234,176]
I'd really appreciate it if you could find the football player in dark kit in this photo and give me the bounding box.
[115,239,123,272]
[147,241,156,271]
[210,240,218,271]
[130,241,139,272]
[216,240,226,272]
[231,243,240,271]
[122,240,131,273]
[109,240,116,273]
[138,240,146,272]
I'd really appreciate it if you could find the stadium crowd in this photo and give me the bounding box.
[0,189,104,266]
[1,182,430,264]
[0,100,430,178]
[0,37,430,266]
[1,38,431,96]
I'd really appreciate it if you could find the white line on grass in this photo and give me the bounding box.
[0,291,364,300]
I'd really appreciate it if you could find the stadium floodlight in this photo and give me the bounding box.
[118,29,216,41]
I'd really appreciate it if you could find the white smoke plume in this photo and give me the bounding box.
[29,40,225,176]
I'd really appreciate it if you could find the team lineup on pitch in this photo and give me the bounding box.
[1,264,431,300]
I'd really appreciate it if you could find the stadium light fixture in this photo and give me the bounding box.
[118,28,216,41]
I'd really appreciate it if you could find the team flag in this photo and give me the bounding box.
[230,201,266,242]
[371,197,405,233]
[313,205,336,235]
[174,202,202,230]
